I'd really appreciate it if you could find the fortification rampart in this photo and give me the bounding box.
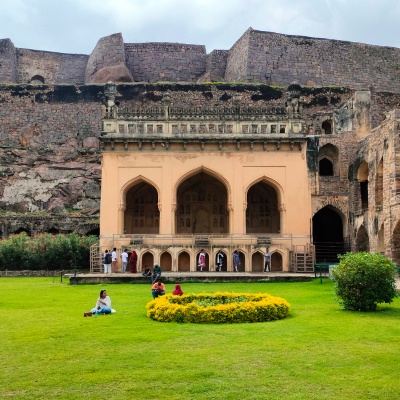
[85,33,127,83]
[231,29,400,91]
[124,42,207,82]
[2,29,400,92]
[0,39,17,82]
[17,49,88,84]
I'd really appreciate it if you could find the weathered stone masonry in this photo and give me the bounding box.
[1,28,400,266]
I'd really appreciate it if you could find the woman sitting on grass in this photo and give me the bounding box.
[84,289,116,317]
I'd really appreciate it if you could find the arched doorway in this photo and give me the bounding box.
[160,251,172,271]
[246,182,280,234]
[141,251,154,272]
[215,250,228,271]
[313,206,345,262]
[271,252,283,271]
[251,251,264,272]
[124,182,159,234]
[196,250,209,271]
[356,225,369,252]
[232,250,245,272]
[319,158,333,176]
[176,172,228,234]
[318,144,339,176]
[178,251,190,271]
[47,228,60,234]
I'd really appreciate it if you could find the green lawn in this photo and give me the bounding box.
[2,278,400,399]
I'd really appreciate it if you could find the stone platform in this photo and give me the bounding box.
[68,271,315,285]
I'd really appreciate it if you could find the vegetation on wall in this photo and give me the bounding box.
[0,232,98,271]
[332,252,398,311]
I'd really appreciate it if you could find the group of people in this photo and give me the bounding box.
[85,248,272,317]
[104,248,272,274]
[84,282,183,316]
[103,248,138,273]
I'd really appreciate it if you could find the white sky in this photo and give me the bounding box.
[1,0,399,54]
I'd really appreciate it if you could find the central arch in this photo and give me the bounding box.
[176,170,229,234]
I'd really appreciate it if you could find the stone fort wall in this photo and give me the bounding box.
[16,49,88,84]
[2,29,400,91]
[225,29,400,91]
[124,42,207,82]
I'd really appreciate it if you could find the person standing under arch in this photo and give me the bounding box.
[233,250,240,272]
[198,249,206,272]
[264,248,271,272]
[129,250,138,273]
[216,250,224,272]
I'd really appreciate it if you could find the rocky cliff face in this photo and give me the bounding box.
[0,84,103,216]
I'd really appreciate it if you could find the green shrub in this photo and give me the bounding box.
[0,233,98,271]
[332,252,398,311]
[146,292,290,323]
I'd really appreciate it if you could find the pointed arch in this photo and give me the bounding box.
[121,175,160,208]
[123,176,160,234]
[175,167,230,234]
[271,250,283,271]
[177,250,191,271]
[245,176,283,234]
[174,166,232,205]
[160,251,172,271]
[251,250,264,272]
[141,251,154,270]
[313,205,345,262]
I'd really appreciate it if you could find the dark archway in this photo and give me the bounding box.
[30,75,45,84]
[47,228,60,235]
[178,251,190,271]
[313,206,344,262]
[160,252,172,271]
[322,120,332,135]
[251,251,264,272]
[246,182,280,234]
[319,158,333,176]
[196,250,209,271]
[176,172,228,234]
[141,251,154,271]
[124,182,159,234]
[271,252,283,271]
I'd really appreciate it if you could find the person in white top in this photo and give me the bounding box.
[120,249,128,273]
[111,248,117,273]
[84,289,116,317]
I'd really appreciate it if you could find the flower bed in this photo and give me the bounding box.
[146,292,290,323]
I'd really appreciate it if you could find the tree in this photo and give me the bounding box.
[332,252,398,311]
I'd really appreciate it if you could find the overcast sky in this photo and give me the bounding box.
[1,0,400,54]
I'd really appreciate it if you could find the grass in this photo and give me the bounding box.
[2,278,400,399]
